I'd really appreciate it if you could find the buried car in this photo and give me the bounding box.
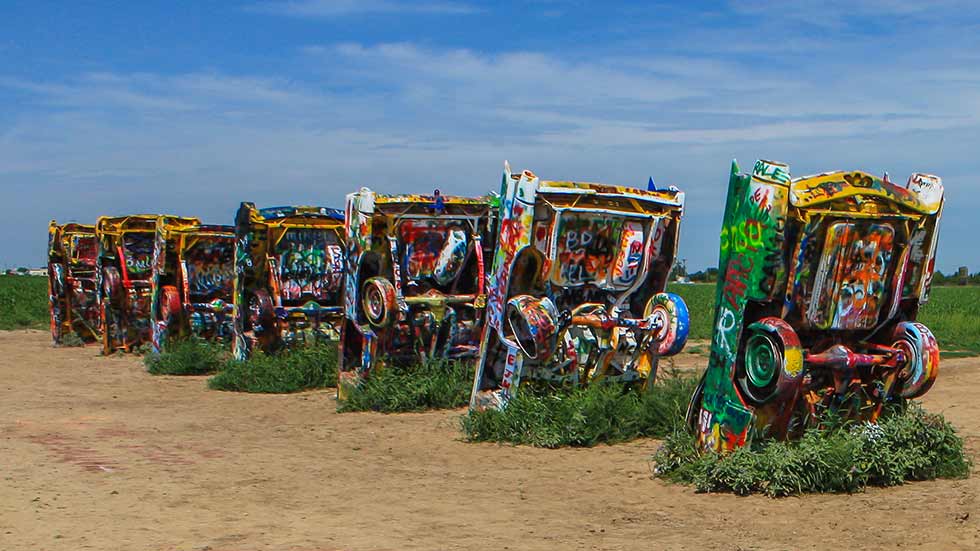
[338,188,496,393]
[48,221,101,344]
[688,160,944,453]
[151,221,235,353]
[470,163,689,410]
[97,214,200,354]
[232,203,346,360]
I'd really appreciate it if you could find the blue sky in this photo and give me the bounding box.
[2,0,979,271]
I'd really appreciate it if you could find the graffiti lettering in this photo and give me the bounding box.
[753,160,790,183]
[713,306,737,361]
[186,241,235,297]
[276,229,343,300]
[723,254,752,309]
[123,235,154,276]
[555,215,621,285]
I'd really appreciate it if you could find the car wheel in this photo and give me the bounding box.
[159,285,182,323]
[891,321,939,399]
[644,292,690,357]
[505,295,559,360]
[735,317,804,407]
[361,277,397,328]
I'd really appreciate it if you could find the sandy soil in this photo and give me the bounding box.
[1,330,978,551]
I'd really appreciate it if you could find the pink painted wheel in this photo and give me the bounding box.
[362,277,397,328]
[891,322,939,399]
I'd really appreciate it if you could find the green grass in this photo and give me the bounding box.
[461,370,698,448]
[653,404,970,497]
[919,286,980,355]
[338,359,473,413]
[144,337,229,375]
[208,343,339,393]
[0,275,49,330]
[666,283,713,341]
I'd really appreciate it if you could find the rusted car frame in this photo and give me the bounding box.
[470,163,689,409]
[151,221,235,353]
[338,188,496,392]
[48,221,101,344]
[232,204,346,360]
[97,214,199,354]
[688,160,944,452]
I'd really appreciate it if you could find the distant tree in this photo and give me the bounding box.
[689,267,719,283]
[15,267,28,273]
[929,268,978,286]
[670,259,688,281]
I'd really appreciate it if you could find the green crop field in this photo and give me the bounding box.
[1,276,978,355]
[0,275,49,331]
[666,283,714,341]
[918,286,980,355]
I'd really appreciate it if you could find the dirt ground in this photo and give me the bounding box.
[1,330,979,551]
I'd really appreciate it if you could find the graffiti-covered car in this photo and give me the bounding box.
[470,163,689,410]
[48,221,101,344]
[338,188,496,391]
[97,215,200,354]
[151,221,235,353]
[232,204,346,360]
[688,160,944,452]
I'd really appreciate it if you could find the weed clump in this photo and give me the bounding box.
[58,333,86,347]
[339,359,472,413]
[652,404,971,497]
[461,370,698,447]
[207,343,338,393]
[144,337,228,375]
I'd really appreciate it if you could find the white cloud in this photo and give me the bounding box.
[250,0,479,17]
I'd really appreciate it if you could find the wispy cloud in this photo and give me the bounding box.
[305,41,980,145]
[250,0,479,17]
[729,0,980,29]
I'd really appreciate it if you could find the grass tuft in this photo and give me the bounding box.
[58,332,86,347]
[207,343,338,393]
[144,337,229,375]
[652,404,971,497]
[339,359,473,413]
[461,369,698,448]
